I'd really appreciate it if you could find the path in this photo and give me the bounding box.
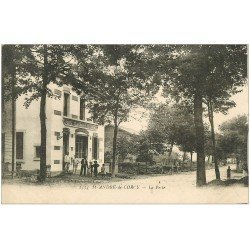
[2,165,248,204]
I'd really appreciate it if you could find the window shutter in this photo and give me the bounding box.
[97,138,99,160]
[92,137,94,159]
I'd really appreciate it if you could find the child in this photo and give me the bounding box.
[101,164,105,178]
[88,161,93,177]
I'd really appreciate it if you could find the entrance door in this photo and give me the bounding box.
[75,135,88,159]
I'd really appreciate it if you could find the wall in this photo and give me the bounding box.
[49,83,105,171]
[2,83,105,172]
[15,92,52,171]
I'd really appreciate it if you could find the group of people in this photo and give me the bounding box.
[64,153,105,177]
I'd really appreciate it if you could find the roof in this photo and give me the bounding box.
[105,124,138,135]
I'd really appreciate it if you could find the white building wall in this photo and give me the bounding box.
[15,92,53,171]
[3,82,105,173]
[48,83,105,171]
[50,84,64,171]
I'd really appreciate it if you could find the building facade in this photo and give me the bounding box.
[2,83,105,172]
[104,125,137,164]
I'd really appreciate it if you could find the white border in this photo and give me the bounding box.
[1,1,250,250]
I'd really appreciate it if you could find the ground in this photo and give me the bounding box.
[1,164,248,204]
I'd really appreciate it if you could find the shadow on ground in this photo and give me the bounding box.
[207,177,248,187]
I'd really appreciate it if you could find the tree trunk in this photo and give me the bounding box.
[11,57,16,178]
[194,89,206,186]
[182,151,186,167]
[207,101,220,180]
[167,141,174,166]
[168,142,174,157]
[111,101,119,177]
[39,45,48,182]
[236,156,240,172]
[190,152,193,166]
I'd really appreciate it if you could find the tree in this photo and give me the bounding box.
[147,103,196,161]
[145,45,209,185]
[116,134,136,163]
[73,45,158,177]
[134,131,155,164]
[2,45,18,176]
[3,45,75,181]
[2,45,37,176]
[153,45,247,185]
[202,45,247,180]
[218,115,248,171]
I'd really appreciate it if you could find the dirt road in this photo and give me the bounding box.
[2,165,248,204]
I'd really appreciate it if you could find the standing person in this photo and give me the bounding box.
[100,163,105,178]
[64,153,70,172]
[80,156,88,176]
[88,161,93,177]
[72,155,79,174]
[93,160,100,177]
[227,166,231,179]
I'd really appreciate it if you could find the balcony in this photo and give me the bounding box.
[63,116,98,131]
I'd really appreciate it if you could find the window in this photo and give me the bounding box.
[16,132,24,160]
[80,98,85,120]
[54,132,60,137]
[72,95,78,101]
[54,110,62,116]
[54,89,62,97]
[92,137,99,160]
[34,146,41,158]
[72,114,78,119]
[63,93,70,116]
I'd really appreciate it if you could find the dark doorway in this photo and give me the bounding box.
[75,135,88,159]
[63,132,69,170]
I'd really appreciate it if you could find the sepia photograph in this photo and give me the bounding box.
[1,1,250,250]
[1,44,248,204]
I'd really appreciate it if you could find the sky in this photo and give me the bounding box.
[122,85,249,134]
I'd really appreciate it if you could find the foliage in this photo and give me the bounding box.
[147,104,196,153]
[153,151,182,166]
[72,45,160,175]
[149,44,247,185]
[73,45,159,125]
[3,45,74,105]
[133,131,155,164]
[116,134,137,162]
[2,45,79,181]
[218,115,248,163]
